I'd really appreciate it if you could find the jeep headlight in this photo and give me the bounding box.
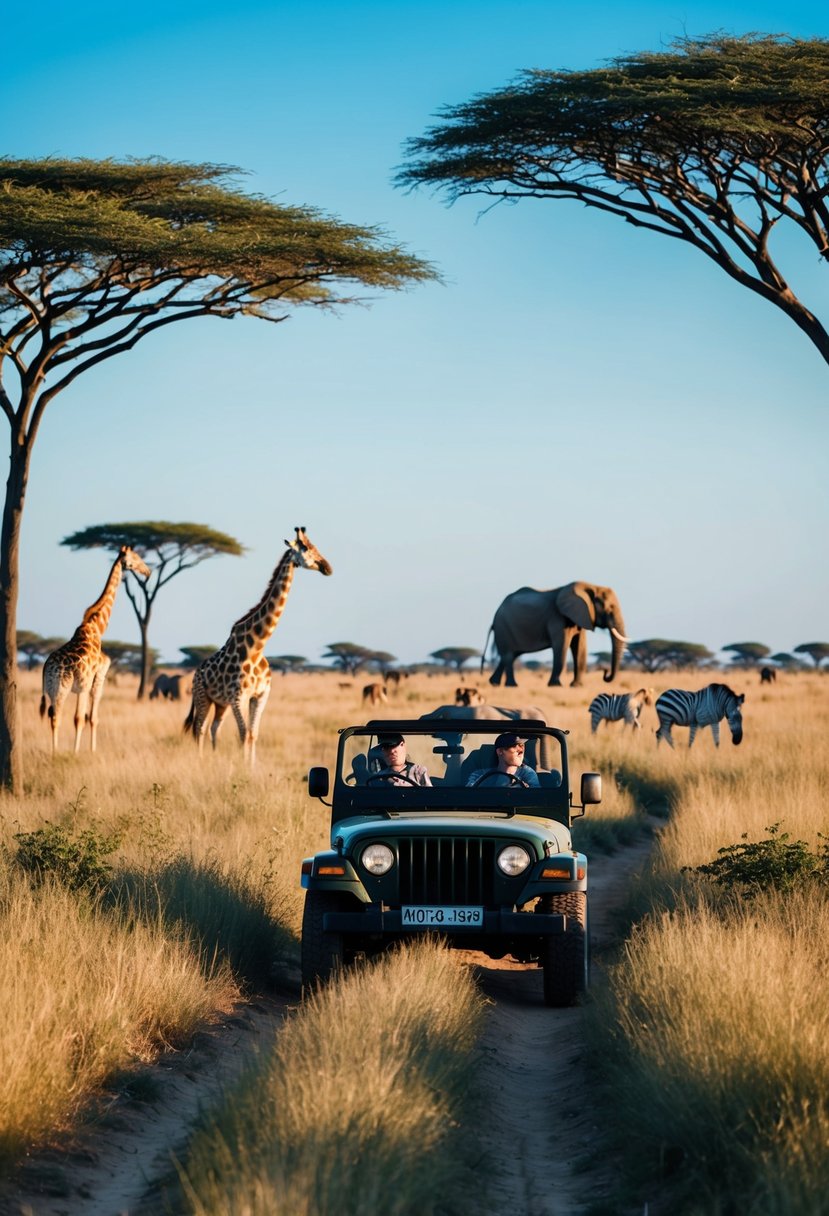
[497,845,532,876]
[361,843,394,875]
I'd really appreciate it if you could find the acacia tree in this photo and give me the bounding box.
[16,630,65,670]
[322,643,375,676]
[723,642,771,667]
[399,33,829,364]
[268,654,307,675]
[0,157,434,790]
[101,640,158,676]
[60,522,244,699]
[769,652,802,668]
[366,650,397,674]
[794,642,829,667]
[430,646,481,672]
[179,646,217,668]
[627,639,714,671]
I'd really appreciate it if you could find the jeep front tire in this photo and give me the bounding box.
[540,891,589,1008]
[301,890,346,994]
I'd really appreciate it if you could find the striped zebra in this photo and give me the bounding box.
[655,684,745,749]
[589,688,654,733]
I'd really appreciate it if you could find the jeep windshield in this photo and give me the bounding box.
[330,718,571,824]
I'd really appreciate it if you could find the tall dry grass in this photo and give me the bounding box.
[580,669,829,1214]
[0,865,238,1163]
[597,889,829,1214]
[176,939,485,1216]
[3,662,827,1213]
[1,665,565,1171]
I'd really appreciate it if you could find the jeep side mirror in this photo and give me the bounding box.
[308,766,330,799]
[581,772,602,805]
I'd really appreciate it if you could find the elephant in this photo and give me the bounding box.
[420,702,548,723]
[483,581,629,688]
[419,702,555,772]
[150,672,190,701]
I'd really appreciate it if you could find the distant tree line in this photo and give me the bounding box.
[598,639,829,672]
[18,631,829,680]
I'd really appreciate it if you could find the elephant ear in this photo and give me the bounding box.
[555,582,596,630]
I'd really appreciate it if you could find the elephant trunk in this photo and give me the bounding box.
[603,620,628,683]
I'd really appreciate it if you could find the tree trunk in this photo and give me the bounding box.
[137,610,152,699]
[123,578,153,700]
[0,435,30,793]
[773,289,829,368]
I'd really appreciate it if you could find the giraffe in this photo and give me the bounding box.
[183,527,332,763]
[40,546,151,754]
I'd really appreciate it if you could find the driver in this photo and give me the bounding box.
[465,732,540,788]
[370,734,432,786]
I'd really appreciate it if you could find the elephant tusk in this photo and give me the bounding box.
[610,627,631,643]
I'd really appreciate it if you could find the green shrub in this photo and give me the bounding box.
[684,822,829,896]
[13,821,121,891]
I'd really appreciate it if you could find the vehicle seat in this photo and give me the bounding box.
[350,753,370,785]
[522,738,542,768]
[366,745,385,772]
[537,770,562,788]
[460,745,496,784]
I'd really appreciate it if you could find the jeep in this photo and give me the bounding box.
[300,717,601,1007]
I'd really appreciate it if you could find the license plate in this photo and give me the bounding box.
[401,905,484,928]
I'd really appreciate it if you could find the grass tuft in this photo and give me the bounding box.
[108,855,297,988]
[174,939,485,1216]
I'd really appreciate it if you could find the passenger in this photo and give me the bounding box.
[465,732,540,788]
[370,733,432,786]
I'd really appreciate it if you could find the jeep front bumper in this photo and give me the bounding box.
[322,907,567,935]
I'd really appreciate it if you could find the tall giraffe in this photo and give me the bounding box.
[183,527,332,763]
[40,546,151,754]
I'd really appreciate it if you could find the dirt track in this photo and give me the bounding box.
[467,838,653,1215]
[1,838,651,1216]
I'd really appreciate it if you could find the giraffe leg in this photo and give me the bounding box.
[42,663,63,755]
[73,689,90,753]
[194,699,214,754]
[231,700,248,748]
[185,671,213,753]
[210,703,231,750]
[192,703,211,755]
[87,657,111,752]
[247,683,271,767]
[48,687,69,755]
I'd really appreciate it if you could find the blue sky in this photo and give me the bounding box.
[4,1,827,669]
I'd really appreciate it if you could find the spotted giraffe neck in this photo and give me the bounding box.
[80,553,124,638]
[228,550,296,656]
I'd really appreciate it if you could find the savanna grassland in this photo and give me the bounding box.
[1,665,827,1215]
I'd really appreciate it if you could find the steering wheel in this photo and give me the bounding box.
[470,770,525,788]
[366,770,420,787]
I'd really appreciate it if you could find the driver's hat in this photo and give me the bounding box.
[494,732,523,750]
[378,733,404,747]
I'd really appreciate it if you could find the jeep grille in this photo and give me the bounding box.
[397,836,498,905]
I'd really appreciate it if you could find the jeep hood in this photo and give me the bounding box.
[333,815,572,855]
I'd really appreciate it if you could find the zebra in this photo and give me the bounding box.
[589,688,654,733]
[655,684,745,749]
